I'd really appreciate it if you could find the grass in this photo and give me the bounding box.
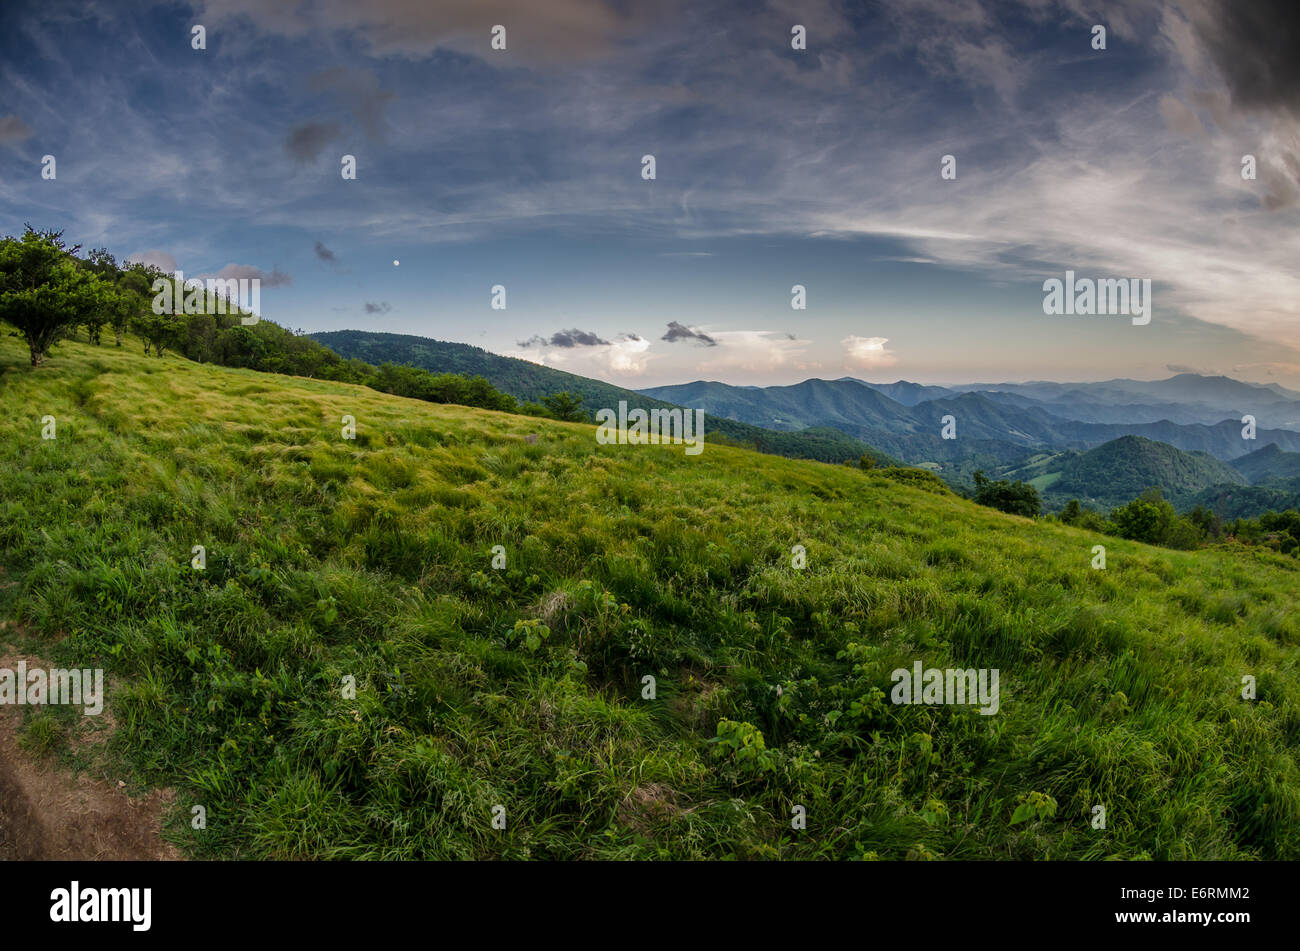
[1,329,1299,860]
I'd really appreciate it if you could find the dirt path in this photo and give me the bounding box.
[0,646,182,861]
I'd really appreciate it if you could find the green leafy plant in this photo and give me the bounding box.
[1010,791,1058,825]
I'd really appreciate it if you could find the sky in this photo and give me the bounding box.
[1,0,1299,388]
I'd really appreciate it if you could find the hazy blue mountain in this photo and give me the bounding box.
[835,378,959,406]
[954,374,1300,428]
[642,375,1300,462]
[310,331,894,465]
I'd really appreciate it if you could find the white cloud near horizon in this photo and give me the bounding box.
[842,336,898,370]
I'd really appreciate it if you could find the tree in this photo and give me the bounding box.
[1060,499,1082,524]
[75,279,113,345]
[972,470,1041,517]
[859,454,877,471]
[130,271,188,356]
[1109,488,1174,544]
[0,227,106,366]
[112,267,152,346]
[132,302,186,357]
[541,390,586,422]
[1185,505,1223,541]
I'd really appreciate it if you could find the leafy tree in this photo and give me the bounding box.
[84,246,118,277]
[112,267,152,346]
[1109,488,1179,545]
[0,227,107,366]
[1260,509,1300,555]
[76,279,113,345]
[972,470,1041,517]
[131,280,186,357]
[1185,505,1223,541]
[540,390,586,422]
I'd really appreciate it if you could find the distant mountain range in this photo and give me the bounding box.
[640,375,1300,459]
[310,331,896,466]
[312,330,1300,518]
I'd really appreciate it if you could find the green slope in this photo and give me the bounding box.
[2,331,1299,860]
[311,330,892,465]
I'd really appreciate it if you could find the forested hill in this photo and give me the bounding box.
[1048,435,1246,507]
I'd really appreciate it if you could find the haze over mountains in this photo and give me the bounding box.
[315,330,1300,517]
[641,375,1300,455]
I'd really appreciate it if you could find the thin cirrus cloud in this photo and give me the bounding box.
[0,0,1298,385]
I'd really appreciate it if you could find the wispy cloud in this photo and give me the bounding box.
[2,0,1298,385]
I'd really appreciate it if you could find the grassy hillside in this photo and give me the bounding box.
[2,331,1300,860]
[311,330,891,465]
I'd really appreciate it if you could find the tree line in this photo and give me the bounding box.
[962,463,1300,560]
[0,226,589,422]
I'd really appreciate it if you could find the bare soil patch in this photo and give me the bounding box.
[0,647,181,861]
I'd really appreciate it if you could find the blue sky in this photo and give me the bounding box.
[2,0,1299,387]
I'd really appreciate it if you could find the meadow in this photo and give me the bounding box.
[1,329,1298,859]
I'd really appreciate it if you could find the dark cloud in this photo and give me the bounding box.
[1189,0,1300,118]
[661,320,716,346]
[0,115,33,145]
[550,328,609,347]
[313,240,337,263]
[284,120,342,163]
[364,301,391,314]
[518,328,610,348]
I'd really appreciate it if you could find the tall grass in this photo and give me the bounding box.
[1,330,1298,859]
